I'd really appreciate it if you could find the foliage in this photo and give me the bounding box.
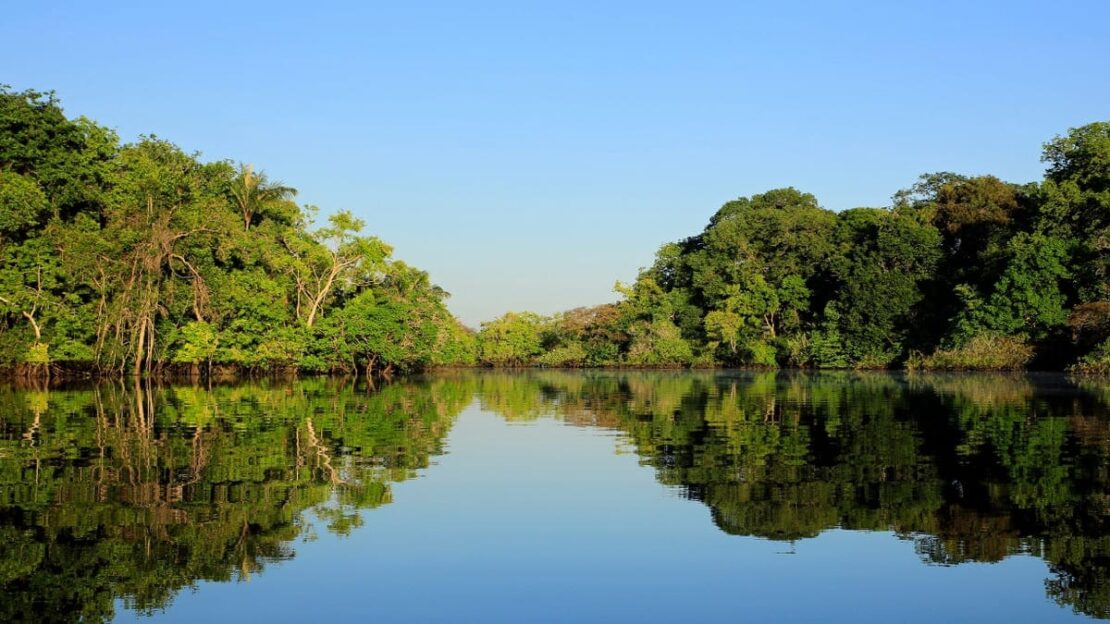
[948,233,1072,343]
[625,318,695,366]
[914,334,1035,371]
[170,321,218,366]
[480,123,1108,372]
[2,86,1108,374]
[1070,339,1110,375]
[477,312,544,366]
[0,87,474,375]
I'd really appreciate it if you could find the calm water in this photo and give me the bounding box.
[1,371,1108,622]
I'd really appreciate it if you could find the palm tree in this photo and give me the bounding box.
[230,164,297,231]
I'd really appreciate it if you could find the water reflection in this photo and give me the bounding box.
[0,371,1107,620]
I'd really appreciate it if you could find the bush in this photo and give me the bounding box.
[171,322,218,365]
[24,342,49,365]
[1070,339,1110,375]
[781,334,811,368]
[742,340,777,367]
[625,319,693,366]
[536,342,587,367]
[810,330,849,369]
[853,351,898,370]
[918,334,1034,371]
[584,341,620,366]
[478,312,544,366]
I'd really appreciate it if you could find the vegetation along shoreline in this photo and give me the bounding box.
[2,87,1108,379]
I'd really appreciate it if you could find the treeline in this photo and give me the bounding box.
[4,87,1109,375]
[476,122,1110,372]
[0,87,477,377]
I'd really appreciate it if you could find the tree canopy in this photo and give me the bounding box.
[473,123,1110,372]
[0,87,475,377]
[2,87,1108,373]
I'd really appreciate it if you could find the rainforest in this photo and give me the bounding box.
[2,87,1109,378]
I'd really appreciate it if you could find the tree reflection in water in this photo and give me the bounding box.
[0,371,1107,621]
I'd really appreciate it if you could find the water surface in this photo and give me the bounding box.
[1,371,1108,622]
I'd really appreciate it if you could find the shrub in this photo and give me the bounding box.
[536,342,587,367]
[743,340,778,367]
[171,322,218,365]
[1070,339,1110,375]
[810,330,849,369]
[919,334,1034,371]
[625,319,693,366]
[24,342,49,365]
[781,334,811,368]
[853,351,898,370]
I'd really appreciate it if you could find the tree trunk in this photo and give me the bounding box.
[133,319,146,377]
[24,312,41,341]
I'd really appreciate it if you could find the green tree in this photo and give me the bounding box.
[822,208,943,366]
[1037,122,1110,304]
[951,232,1071,342]
[478,312,545,366]
[229,163,297,231]
[0,88,476,375]
[283,210,391,328]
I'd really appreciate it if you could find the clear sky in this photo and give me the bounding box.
[4,1,1108,326]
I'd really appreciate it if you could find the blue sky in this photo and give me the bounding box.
[4,1,1108,326]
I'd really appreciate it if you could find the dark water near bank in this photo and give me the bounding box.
[1,371,1108,622]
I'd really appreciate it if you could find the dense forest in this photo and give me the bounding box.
[0,87,477,377]
[2,87,1109,375]
[479,124,1110,373]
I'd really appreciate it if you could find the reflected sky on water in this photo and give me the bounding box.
[1,371,1106,622]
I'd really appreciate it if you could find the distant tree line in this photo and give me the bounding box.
[0,87,476,378]
[476,122,1110,372]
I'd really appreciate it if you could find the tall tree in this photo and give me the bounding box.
[229,163,297,231]
[283,210,391,328]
